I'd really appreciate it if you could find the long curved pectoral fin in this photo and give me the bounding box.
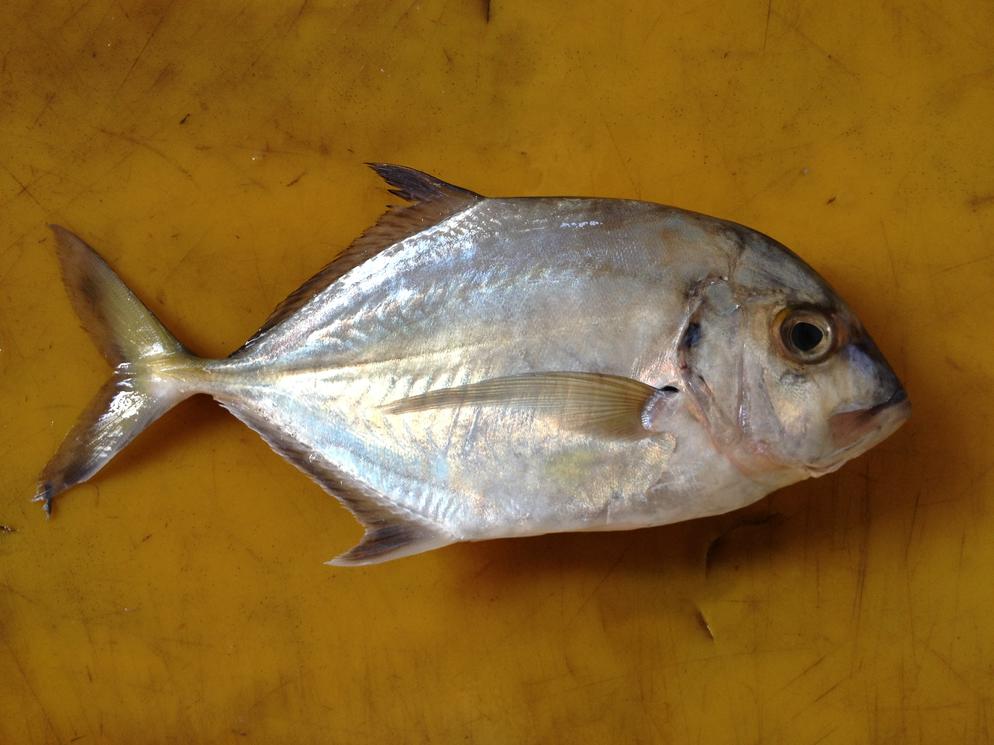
[382,372,678,439]
[216,399,451,566]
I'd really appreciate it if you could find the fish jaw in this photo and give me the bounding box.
[813,387,910,475]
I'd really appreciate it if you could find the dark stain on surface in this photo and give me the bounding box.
[0,524,15,534]
[967,193,994,211]
[482,0,492,23]
[826,195,837,205]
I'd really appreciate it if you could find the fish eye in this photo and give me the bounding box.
[775,308,835,363]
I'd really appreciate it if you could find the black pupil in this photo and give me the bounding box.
[790,321,824,352]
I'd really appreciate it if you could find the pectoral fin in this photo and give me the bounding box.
[383,372,678,439]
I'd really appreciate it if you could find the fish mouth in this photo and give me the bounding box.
[829,385,911,451]
[804,387,911,476]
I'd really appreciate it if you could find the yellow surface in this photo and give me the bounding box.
[1,1,992,742]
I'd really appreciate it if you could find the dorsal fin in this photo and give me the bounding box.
[367,162,482,204]
[235,164,482,354]
[216,397,452,565]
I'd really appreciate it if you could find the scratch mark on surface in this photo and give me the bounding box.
[285,171,307,187]
[291,0,311,26]
[694,607,715,640]
[393,0,420,31]
[780,654,827,690]
[61,0,94,28]
[97,127,195,181]
[33,91,56,126]
[880,220,900,290]
[600,115,639,197]
[0,583,53,613]
[482,0,492,23]
[640,10,665,46]
[569,544,630,623]
[904,487,921,564]
[813,678,843,703]
[851,461,871,624]
[936,253,994,274]
[0,628,60,740]
[0,162,45,211]
[762,0,772,50]
[117,2,172,92]
[179,113,190,124]
[919,1,994,53]
[810,727,838,745]
[776,11,856,76]
[927,646,972,689]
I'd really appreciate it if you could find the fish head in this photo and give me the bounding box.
[681,226,910,480]
[743,303,910,477]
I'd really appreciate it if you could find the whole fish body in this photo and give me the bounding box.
[37,165,910,564]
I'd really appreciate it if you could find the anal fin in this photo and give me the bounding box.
[331,522,449,567]
[216,398,451,566]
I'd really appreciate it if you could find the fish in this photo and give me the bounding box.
[35,164,910,565]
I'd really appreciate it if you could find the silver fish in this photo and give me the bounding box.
[36,165,910,564]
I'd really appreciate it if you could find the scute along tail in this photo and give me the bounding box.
[36,227,199,514]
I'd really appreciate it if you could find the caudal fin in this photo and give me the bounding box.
[35,227,198,515]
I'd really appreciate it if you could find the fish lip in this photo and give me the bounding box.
[865,386,908,415]
[805,387,911,476]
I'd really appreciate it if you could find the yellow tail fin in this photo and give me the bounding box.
[35,227,199,515]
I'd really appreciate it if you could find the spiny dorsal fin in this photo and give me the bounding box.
[383,372,679,439]
[235,164,481,354]
[216,397,452,565]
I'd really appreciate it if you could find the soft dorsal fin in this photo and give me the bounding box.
[383,372,680,440]
[235,164,482,353]
[216,397,452,565]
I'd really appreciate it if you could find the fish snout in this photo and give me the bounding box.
[828,342,911,449]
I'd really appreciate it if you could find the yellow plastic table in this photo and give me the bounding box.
[1,2,992,742]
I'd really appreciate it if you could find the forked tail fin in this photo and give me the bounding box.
[35,227,200,515]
